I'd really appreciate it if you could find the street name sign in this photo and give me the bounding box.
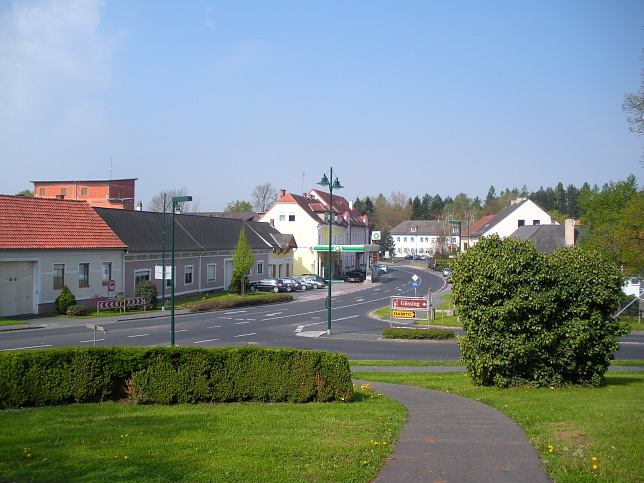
[391,297,428,310]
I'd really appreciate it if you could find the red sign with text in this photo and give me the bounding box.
[391,297,428,310]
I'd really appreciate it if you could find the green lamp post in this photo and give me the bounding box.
[318,169,343,335]
[170,195,192,346]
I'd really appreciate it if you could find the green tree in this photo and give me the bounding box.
[410,196,424,220]
[16,189,33,197]
[225,200,254,212]
[452,235,627,388]
[54,286,76,314]
[229,226,254,294]
[578,175,643,275]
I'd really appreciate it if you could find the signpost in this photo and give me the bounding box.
[389,295,429,326]
[86,323,107,346]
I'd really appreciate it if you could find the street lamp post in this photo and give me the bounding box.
[318,169,343,335]
[170,195,192,346]
[449,220,462,254]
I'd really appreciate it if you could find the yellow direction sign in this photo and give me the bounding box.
[392,310,415,318]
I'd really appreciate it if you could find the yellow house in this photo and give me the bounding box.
[260,189,376,279]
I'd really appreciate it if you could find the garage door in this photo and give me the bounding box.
[0,262,34,317]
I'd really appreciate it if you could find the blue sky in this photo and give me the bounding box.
[1,0,642,210]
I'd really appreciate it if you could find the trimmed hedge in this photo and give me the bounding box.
[381,328,455,340]
[0,346,352,409]
[191,293,293,312]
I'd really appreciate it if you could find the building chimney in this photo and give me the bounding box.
[270,219,275,227]
[565,218,575,246]
[56,194,65,200]
[280,189,286,197]
[136,201,142,211]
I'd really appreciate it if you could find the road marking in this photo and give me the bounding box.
[128,334,149,338]
[176,329,188,332]
[80,339,106,343]
[207,325,221,328]
[235,321,250,325]
[0,344,53,351]
[193,339,219,343]
[234,333,256,338]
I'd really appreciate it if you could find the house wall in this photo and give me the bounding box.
[122,249,272,300]
[0,249,125,315]
[484,202,555,239]
[33,180,136,210]
[392,234,449,257]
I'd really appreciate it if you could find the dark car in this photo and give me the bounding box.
[344,271,364,283]
[250,279,294,293]
[281,278,304,291]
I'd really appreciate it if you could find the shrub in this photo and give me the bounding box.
[54,286,76,314]
[382,328,455,339]
[191,293,293,312]
[135,280,158,309]
[0,347,353,409]
[66,304,87,316]
[452,235,628,388]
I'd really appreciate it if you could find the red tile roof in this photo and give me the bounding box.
[0,195,127,250]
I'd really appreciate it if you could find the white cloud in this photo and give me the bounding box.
[0,0,120,165]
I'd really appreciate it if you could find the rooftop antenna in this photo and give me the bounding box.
[109,157,113,180]
[302,172,306,194]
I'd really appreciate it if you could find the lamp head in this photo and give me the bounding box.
[318,174,330,186]
[332,178,343,190]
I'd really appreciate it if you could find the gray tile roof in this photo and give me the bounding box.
[390,220,449,236]
[94,208,281,252]
[510,224,579,254]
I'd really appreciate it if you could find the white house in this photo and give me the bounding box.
[389,220,454,258]
[260,189,376,279]
[463,198,557,251]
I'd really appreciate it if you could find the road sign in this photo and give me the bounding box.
[108,280,116,291]
[391,297,428,309]
[392,310,415,318]
[412,281,419,287]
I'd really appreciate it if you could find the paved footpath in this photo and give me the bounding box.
[353,379,552,483]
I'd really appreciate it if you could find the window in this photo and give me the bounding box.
[533,220,540,225]
[39,188,45,196]
[411,226,417,232]
[257,261,264,275]
[53,264,65,289]
[207,264,216,282]
[81,188,88,196]
[410,237,415,242]
[518,219,525,227]
[79,263,90,287]
[61,188,66,196]
[134,270,150,287]
[288,213,295,222]
[279,214,286,221]
[397,237,400,242]
[102,262,112,286]
[185,266,194,285]
[404,237,407,242]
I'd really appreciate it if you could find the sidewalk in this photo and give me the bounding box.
[353,379,552,482]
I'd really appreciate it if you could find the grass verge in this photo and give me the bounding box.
[0,384,406,483]
[352,371,644,482]
[0,319,29,327]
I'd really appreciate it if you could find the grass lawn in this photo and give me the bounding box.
[352,371,644,483]
[0,384,406,483]
[0,319,29,327]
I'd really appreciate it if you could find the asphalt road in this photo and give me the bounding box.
[1,263,642,361]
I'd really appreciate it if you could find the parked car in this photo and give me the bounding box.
[373,263,388,274]
[344,271,364,283]
[296,275,326,289]
[300,274,328,284]
[281,278,303,291]
[250,279,294,293]
[442,268,452,278]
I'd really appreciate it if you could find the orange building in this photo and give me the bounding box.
[31,178,137,210]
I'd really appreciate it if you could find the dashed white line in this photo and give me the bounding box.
[80,339,106,343]
[234,333,256,338]
[0,344,53,351]
[128,334,149,338]
[193,339,219,343]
